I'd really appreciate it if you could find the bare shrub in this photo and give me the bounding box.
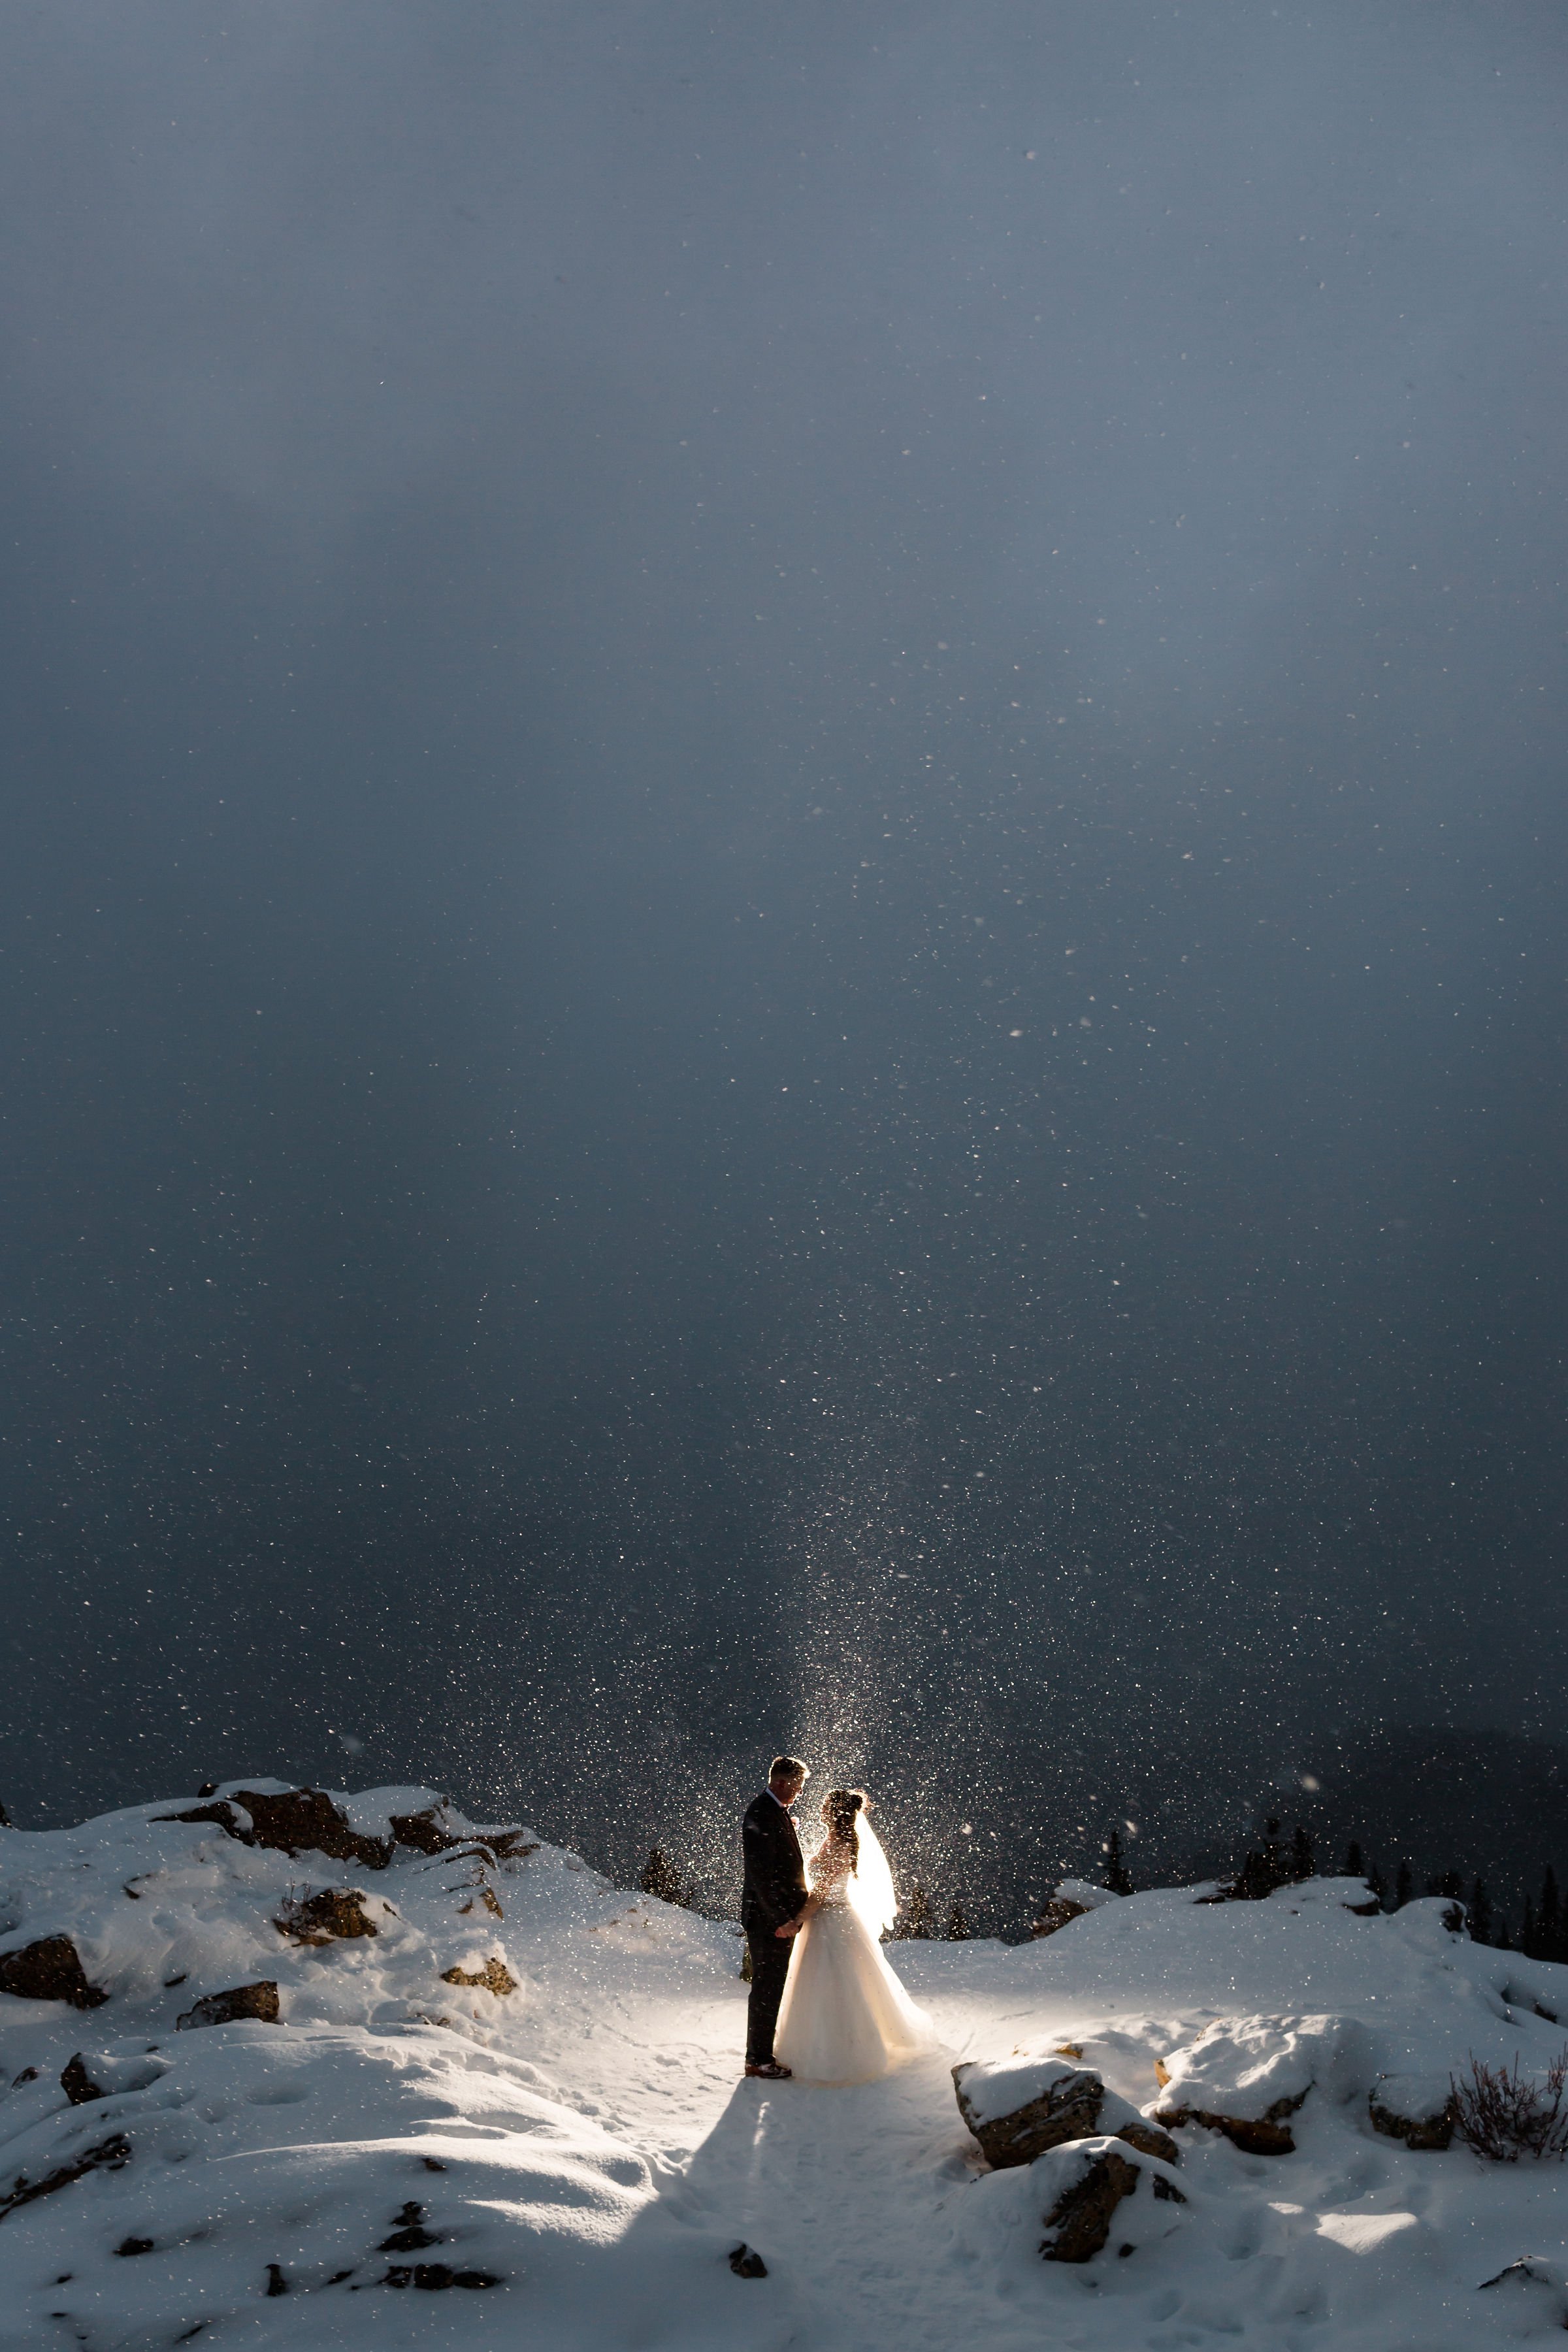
[1450,2048,1568,2161]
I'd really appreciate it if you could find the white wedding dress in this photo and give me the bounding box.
[772,1821,933,2085]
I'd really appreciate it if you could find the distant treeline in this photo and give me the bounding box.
[640,1819,1568,1959]
[1124,1816,1568,1961]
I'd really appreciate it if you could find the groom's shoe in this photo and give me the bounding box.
[744,2060,792,2080]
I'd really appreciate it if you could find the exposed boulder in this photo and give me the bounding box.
[1030,1897,1090,1939]
[440,1957,517,1997]
[1028,1878,1121,1940]
[488,1830,541,1863]
[384,1801,538,1865]
[61,2053,101,2104]
[1036,2137,1186,2263]
[954,2055,1179,2169]
[177,1982,281,2029]
[61,2048,169,2106]
[389,1805,470,1855]
[155,1784,540,1886]
[274,1887,381,1945]
[236,1788,393,1863]
[1368,2073,1457,2151]
[179,1788,395,1870]
[0,1935,110,2010]
[1152,2015,1367,2155]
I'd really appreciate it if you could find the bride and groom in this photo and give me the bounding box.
[741,1754,932,2084]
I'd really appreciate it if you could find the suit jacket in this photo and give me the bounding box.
[741,1791,808,1933]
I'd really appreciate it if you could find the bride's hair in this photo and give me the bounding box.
[821,1787,869,1869]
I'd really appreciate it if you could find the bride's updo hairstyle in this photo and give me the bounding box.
[822,1787,869,1869]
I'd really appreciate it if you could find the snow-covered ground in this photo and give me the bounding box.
[3,1781,1567,2347]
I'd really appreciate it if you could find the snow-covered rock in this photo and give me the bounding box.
[1152,2013,1372,2152]
[953,2132,1188,2269]
[1368,2071,1458,2149]
[1030,1877,1128,1938]
[0,1938,108,2010]
[1035,2134,1188,2262]
[1477,2254,1568,2325]
[952,2053,1178,2166]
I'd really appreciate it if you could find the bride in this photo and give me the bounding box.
[773,1788,933,2085]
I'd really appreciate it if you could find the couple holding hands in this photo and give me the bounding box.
[740,1755,932,2085]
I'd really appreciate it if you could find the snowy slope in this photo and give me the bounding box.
[3,1785,1567,2349]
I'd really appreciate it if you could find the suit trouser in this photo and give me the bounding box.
[744,1924,792,2064]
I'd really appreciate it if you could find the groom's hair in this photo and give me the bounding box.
[769,1755,809,1784]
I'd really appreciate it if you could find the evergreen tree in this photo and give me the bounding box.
[1522,1893,1538,1958]
[1427,1868,1463,1902]
[1467,1877,1494,1947]
[1394,1862,1413,1910]
[892,1880,934,1940]
[1234,1818,1287,1902]
[1343,1840,1365,1880]
[946,1901,972,1942]
[1494,1913,1512,1951]
[1103,1829,1134,1897]
[639,1846,691,1908]
[1289,1825,1315,1884]
[1367,1860,1388,1906]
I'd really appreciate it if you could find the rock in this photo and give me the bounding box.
[0,1936,110,2010]
[440,1957,517,1997]
[1152,2015,1366,2155]
[0,2133,130,2221]
[61,2054,103,2104]
[60,2048,168,2104]
[155,1788,394,1870]
[1034,2138,1186,2263]
[458,1887,504,1919]
[382,2263,499,2290]
[1155,2087,1304,2155]
[387,1805,538,1865]
[223,1788,395,1869]
[1368,2074,1457,2151]
[274,1887,380,1945]
[487,1830,540,1863]
[1030,1899,1090,1939]
[1040,2146,1138,2262]
[1029,1878,1120,1938]
[177,1981,281,2029]
[953,2056,1180,2170]
[1477,2257,1568,2324]
[728,2243,768,2278]
[389,1805,466,1855]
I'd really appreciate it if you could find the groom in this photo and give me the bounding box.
[740,1754,811,2080]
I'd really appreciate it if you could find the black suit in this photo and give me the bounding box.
[741,1790,808,2065]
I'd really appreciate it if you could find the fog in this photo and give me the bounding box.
[2,3,1564,1922]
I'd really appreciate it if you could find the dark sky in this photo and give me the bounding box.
[3,3,1565,1908]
